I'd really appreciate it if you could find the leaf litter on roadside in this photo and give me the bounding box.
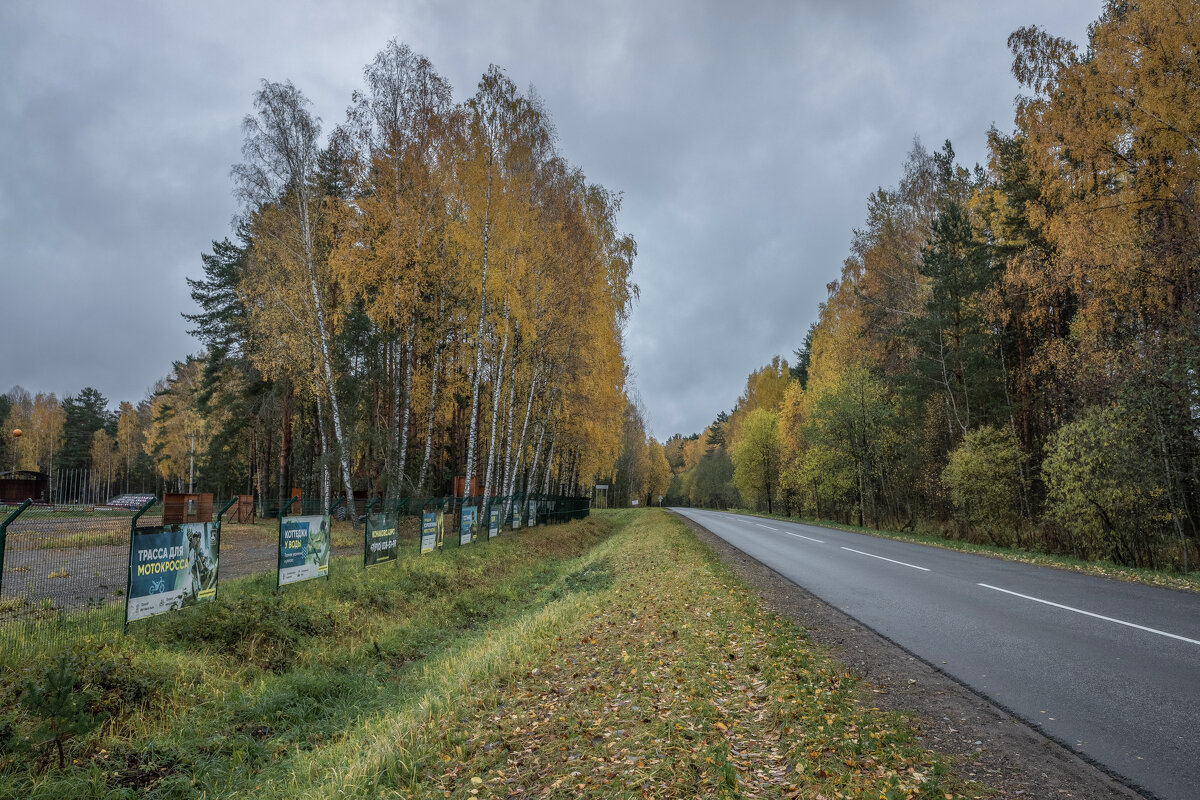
[412,511,987,799]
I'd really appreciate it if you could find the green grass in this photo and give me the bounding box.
[34,531,128,549]
[725,507,1200,593]
[0,510,987,799]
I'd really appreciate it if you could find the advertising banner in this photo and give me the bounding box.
[126,522,220,623]
[279,514,331,585]
[460,504,478,545]
[365,515,398,567]
[420,511,437,554]
[528,499,537,527]
[488,505,499,539]
[512,501,522,529]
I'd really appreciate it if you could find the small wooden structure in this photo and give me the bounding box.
[163,493,213,524]
[0,471,48,504]
[453,477,485,498]
[233,494,255,523]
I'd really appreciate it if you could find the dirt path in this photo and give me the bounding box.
[676,512,1149,800]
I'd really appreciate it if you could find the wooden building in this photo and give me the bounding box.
[0,471,49,504]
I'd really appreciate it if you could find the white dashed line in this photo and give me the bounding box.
[750,521,824,543]
[781,531,824,544]
[978,584,1200,646]
[840,547,930,571]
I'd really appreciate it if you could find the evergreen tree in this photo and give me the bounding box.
[59,388,110,470]
[790,323,816,389]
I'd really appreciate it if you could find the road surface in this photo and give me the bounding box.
[673,508,1200,800]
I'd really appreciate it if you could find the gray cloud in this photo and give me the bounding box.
[1,0,1098,435]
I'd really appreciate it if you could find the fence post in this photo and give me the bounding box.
[215,496,238,527]
[125,496,158,634]
[328,494,346,519]
[327,495,347,580]
[212,497,237,601]
[363,496,381,568]
[276,495,299,590]
[0,498,32,599]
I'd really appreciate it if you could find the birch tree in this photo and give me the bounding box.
[338,41,452,496]
[233,80,357,510]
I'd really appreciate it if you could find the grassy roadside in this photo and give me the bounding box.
[0,517,614,799]
[388,509,984,800]
[0,510,986,799]
[724,507,1200,594]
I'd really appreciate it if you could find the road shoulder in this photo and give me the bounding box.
[675,511,1150,800]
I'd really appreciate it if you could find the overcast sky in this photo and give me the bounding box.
[1,0,1099,439]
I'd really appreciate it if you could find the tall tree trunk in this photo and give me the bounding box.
[541,421,558,494]
[464,176,492,494]
[395,315,416,496]
[499,347,520,516]
[280,382,293,507]
[482,313,509,502]
[505,362,538,520]
[417,322,445,493]
[390,336,400,482]
[316,394,331,512]
[298,197,356,513]
[527,389,557,496]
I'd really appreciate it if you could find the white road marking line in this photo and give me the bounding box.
[782,531,824,543]
[840,547,930,571]
[749,521,824,543]
[977,583,1200,646]
[744,520,820,544]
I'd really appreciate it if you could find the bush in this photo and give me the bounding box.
[941,426,1025,545]
[1041,403,1171,568]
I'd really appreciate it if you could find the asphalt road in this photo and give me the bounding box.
[673,508,1200,800]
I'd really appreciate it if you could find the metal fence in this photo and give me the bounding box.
[0,493,590,659]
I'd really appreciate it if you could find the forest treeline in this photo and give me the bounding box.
[667,1,1199,572]
[2,40,656,510]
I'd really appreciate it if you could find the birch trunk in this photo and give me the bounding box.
[391,336,400,480]
[395,315,416,495]
[482,312,509,502]
[464,176,492,494]
[504,361,538,520]
[417,317,445,494]
[499,345,518,500]
[540,422,558,494]
[316,393,331,511]
[526,391,556,496]
[290,154,357,512]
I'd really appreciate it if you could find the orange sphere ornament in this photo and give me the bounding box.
[11,429,21,438]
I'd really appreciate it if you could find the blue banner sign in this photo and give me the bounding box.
[126,522,219,622]
[420,510,440,554]
[279,514,331,585]
[460,505,478,545]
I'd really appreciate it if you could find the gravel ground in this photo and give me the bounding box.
[0,520,368,618]
[676,512,1149,800]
